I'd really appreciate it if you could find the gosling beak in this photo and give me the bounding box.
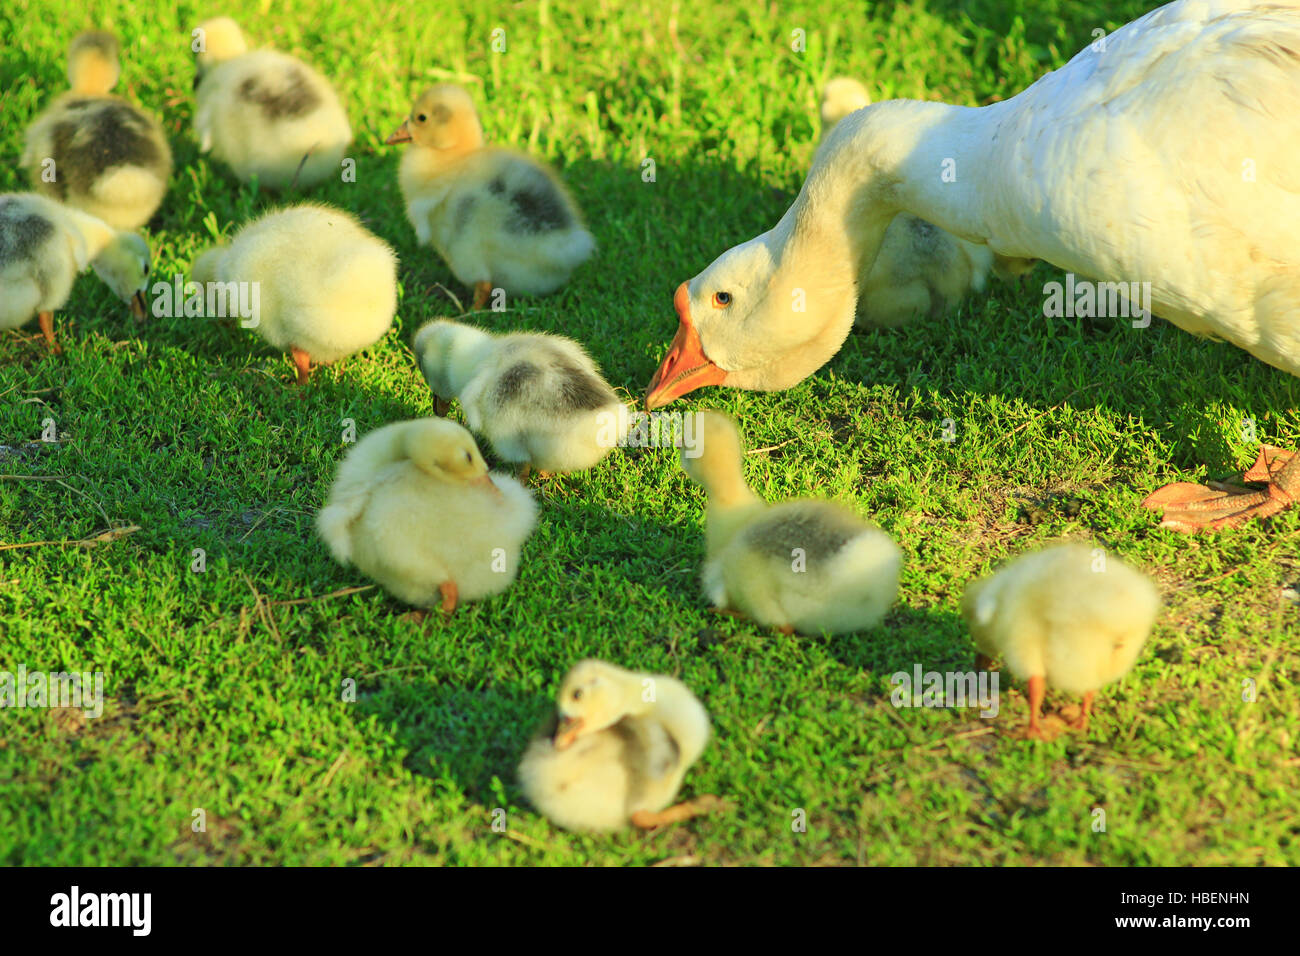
[644,282,727,411]
[130,290,148,320]
[554,715,583,750]
[433,396,452,416]
[385,121,412,145]
[470,473,502,498]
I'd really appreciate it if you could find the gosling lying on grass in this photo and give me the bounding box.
[413,318,628,479]
[680,410,901,635]
[961,543,1160,740]
[518,659,718,831]
[316,418,537,615]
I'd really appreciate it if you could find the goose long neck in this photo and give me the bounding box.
[788,99,1000,280]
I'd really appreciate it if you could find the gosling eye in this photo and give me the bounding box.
[712,291,732,308]
[572,688,583,701]
[416,113,427,123]
[463,450,472,464]
[143,263,150,277]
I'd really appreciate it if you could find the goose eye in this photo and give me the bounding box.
[713,291,732,308]
[416,113,427,123]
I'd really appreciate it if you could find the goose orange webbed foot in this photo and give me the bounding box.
[1142,445,1298,531]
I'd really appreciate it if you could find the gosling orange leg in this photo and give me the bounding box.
[290,347,313,385]
[1072,691,1095,732]
[38,312,62,355]
[471,281,492,311]
[1025,674,1048,740]
[630,796,723,828]
[440,580,458,615]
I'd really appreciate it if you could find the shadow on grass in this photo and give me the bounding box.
[357,674,544,805]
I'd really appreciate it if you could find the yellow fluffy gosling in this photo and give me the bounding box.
[190,204,396,383]
[192,17,352,190]
[680,411,901,635]
[316,418,537,614]
[1,192,150,352]
[961,543,1160,739]
[412,318,628,479]
[518,659,717,831]
[386,85,595,310]
[23,31,173,230]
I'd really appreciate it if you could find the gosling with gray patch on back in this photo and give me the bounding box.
[0,192,150,352]
[413,318,628,479]
[386,85,594,310]
[23,30,173,230]
[191,17,351,190]
[679,410,901,635]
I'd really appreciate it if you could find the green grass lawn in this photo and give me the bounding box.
[1,0,1296,866]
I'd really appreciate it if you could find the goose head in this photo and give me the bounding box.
[645,101,964,410]
[552,660,642,750]
[644,220,861,410]
[385,85,485,159]
[91,232,151,319]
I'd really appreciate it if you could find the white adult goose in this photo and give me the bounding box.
[645,0,1300,530]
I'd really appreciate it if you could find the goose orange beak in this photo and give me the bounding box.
[385,121,412,145]
[554,715,583,750]
[644,282,727,411]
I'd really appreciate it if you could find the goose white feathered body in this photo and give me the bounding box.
[646,0,1300,411]
[889,0,1300,375]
